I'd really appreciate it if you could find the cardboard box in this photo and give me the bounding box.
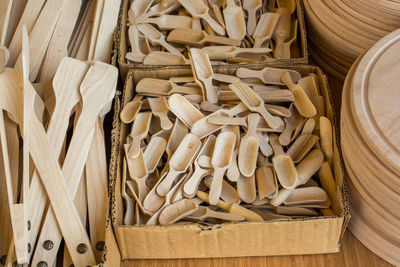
[114,0,309,79]
[109,64,350,260]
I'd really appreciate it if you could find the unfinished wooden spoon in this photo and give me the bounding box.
[280,19,298,59]
[126,25,146,63]
[177,0,225,35]
[272,8,291,58]
[279,104,304,146]
[168,93,204,128]
[130,0,154,21]
[138,23,183,56]
[318,161,336,201]
[136,78,201,96]
[209,131,236,205]
[185,206,245,221]
[190,48,218,103]
[256,164,278,199]
[157,133,201,196]
[158,199,198,225]
[120,95,143,123]
[183,135,216,198]
[125,146,149,204]
[144,15,192,30]
[281,71,316,118]
[270,133,298,189]
[223,0,246,40]
[197,191,263,221]
[319,116,333,164]
[238,113,260,176]
[143,51,189,65]
[202,46,271,60]
[243,0,262,35]
[257,132,273,157]
[226,125,241,182]
[228,82,283,129]
[163,119,189,174]
[283,187,329,206]
[236,67,301,85]
[127,112,152,159]
[253,13,280,48]
[237,174,257,203]
[148,97,173,130]
[122,159,135,225]
[143,135,167,173]
[204,175,241,204]
[167,28,240,46]
[277,0,296,14]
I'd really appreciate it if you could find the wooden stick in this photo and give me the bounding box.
[87,0,105,60]
[0,0,13,45]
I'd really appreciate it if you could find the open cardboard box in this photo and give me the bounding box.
[115,0,309,79]
[109,64,350,260]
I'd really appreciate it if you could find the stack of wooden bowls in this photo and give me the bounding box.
[303,0,400,80]
[341,29,400,266]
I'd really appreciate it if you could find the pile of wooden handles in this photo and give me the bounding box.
[0,0,121,264]
[125,0,299,65]
[121,50,337,226]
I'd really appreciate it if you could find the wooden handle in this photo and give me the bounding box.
[269,133,285,156]
[157,169,179,196]
[209,168,226,205]
[207,209,245,221]
[201,13,225,36]
[205,35,241,46]
[158,112,173,130]
[202,77,218,104]
[247,113,260,137]
[183,168,209,198]
[127,137,141,159]
[159,38,183,56]
[257,106,282,130]
[246,8,258,35]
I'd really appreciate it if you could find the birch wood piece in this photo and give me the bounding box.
[163,119,189,175]
[223,0,246,40]
[257,132,273,157]
[274,206,318,216]
[243,0,262,35]
[136,78,200,96]
[204,175,241,204]
[167,28,241,46]
[159,199,199,225]
[143,51,189,65]
[125,146,149,204]
[283,187,329,206]
[202,46,271,60]
[157,133,201,196]
[183,135,216,198]
[126,25,146,63]
[253,87,295,102]
[120,95,143,123]
[148,97,173,130]
[281,71,317,118]
[206,116,283,132]
[38,0,81,82]
[0,0,13,46]
[7,0,46,66]
[270,149,323,206]
[168,93,204,128]
[253,13,280,48]
[209,131,236,205]
[144,135,167,173]
[279,104,303,146]
[238,113,260,177]
[185,206,245,221]
[191,103,246,138]
[256,164,278,199]
[298,76,319,99]
[236,67,301,85]
[144,15,192,30]
[319,116,333,164]
[208,0,226,28]
[138,23,183,56]
[15,0,68,81]
[197,191,263,221]
[85,118,108,262]
[318,161,336,201]
[177,0,225,35]
[270,133,297,189]
[31,62,117,267]
[291,134,320,163]
[130,0,154,21]
[141,1,181,22]
[190,48,218,103]
[280,19,298,59]
[127,112,152,159]
[302,118,315,135]
[228,82,283,129]
[272,7,291,58]
[237,174,257,203]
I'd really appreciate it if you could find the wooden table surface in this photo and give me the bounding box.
[121,76,393,267]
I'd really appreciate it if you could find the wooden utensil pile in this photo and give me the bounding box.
[0,28,118,267]
[121,52,338,226]
[303,0,400,81]
[125,0,300,65]
[0,0,121,82]
[341,29,400,266]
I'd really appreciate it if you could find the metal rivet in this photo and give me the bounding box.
[27,220,31,231]
[0,255,6,265]
[96,241,105,251]
[37,261,48,267]
[43,240,54,250]
[76,243,87,254]
[28,243,31,253]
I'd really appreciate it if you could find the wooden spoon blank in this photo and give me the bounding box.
[158,199,198,225]
[238,113,260,177]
